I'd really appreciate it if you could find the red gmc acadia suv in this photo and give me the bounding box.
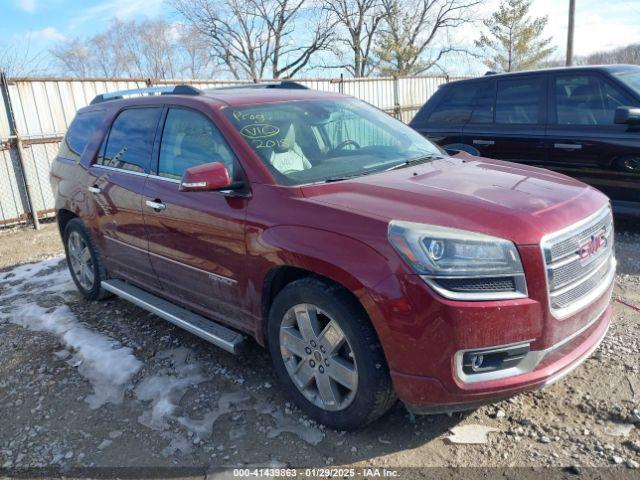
[50,83,615,430]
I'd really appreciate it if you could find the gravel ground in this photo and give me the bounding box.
[0,221,639,477]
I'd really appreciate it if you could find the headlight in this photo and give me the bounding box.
[388,220,527,300]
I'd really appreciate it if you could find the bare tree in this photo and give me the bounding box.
[323,0,385,76]
[250,0,334,78]
[174,0,332,80]
[582,43,640,65]
[137,20,179,79]
[50,19,198,79]
[174,0,271,80]
[177,25,214,78]
[50,38,93,78]
[375,0,480,76]
[1,39,47,77]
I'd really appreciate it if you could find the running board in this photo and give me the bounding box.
[101,279,245,354]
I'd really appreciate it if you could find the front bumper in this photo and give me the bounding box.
[394,301,611,413]
[365,243,614,412]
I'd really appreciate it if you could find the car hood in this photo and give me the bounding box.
[300,154,609,245]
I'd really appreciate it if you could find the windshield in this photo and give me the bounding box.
[612,67,640,96]
[224,99,441,185]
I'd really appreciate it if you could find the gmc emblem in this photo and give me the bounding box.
[578,228,607,260]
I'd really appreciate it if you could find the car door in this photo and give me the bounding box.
[464,75,547,164]
[546,72,640,207]
[142,106,250,329]
[88,106,163,289]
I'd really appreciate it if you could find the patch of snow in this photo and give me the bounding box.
[258,403,325,446]
[135,348,206,430]
[8,302,142,409]
[445,424,500,445]
[175,391,251,440]
[160,434,192,458]
[0,257,73,303]
[0,257,63,283]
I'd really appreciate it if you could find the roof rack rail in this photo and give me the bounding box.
[90,84,202,105]
[484,71,498,76]
[210,81,308,91]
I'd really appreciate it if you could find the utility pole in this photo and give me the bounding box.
[566,0,575,66]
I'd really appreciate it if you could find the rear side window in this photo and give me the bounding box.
[469,81,495,123]
[58,110,104,162]
[427,85,475,124]
[496,78,543,124]
[97,107,161,173]
[554,74,634,125]
[158,108,237,179]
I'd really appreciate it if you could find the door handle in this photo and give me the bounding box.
[88,185,101,194]
[145,199,166,211]
[472,139,495,146]
[554,143,582,150]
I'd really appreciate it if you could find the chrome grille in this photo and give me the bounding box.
[541,206,615,318]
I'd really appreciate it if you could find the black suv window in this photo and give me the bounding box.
[58,110,104,162]
[469,81,495,123]
[427,85,475,124]
[158,108,237,179]
[98,107,161,173]
[496,78,542,124]
[555,74,634,125]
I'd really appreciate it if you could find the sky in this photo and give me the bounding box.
[1,0,640,76]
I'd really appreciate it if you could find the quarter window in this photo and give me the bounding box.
[469,81,495,123]
[555,75,634,125]
[495,78,542,124]
[158,109,236,179]
[427,86,475,124]
[58,110,104,162]
[98,107,161,173]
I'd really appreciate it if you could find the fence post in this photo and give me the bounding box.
[0,72,40,230]
[339,73,344,94]
[393,76,401,119]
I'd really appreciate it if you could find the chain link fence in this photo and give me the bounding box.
[0,74,468,229]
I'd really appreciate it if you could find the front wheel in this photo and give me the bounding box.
[63,218,110,300]
[267,278,396,430]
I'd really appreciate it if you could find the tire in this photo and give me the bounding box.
[63,218,111,301]
[267,277,396,430]
[615,156,640,173]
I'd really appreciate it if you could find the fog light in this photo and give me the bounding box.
[470,354,484,372]
[462,343,529,375]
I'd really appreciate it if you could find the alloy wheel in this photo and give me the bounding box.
[623,157,640,172]
[279,303,358,412]
[67,231,95,291]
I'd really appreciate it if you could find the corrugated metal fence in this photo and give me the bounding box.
[0,74,467,228]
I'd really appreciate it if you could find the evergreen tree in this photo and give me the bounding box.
[475,0,555,72]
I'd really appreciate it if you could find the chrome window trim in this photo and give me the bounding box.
[454,298,609,384]
[540,205,615,319]
[148,174,181,184]
[93,163,148,177]
[420,273,528,301]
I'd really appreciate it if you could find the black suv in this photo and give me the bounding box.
[410,65,640,216]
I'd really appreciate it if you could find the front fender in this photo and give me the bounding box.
[247,224,398,347]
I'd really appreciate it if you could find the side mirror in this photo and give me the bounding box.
[614,106,640,125]
[179,162,231,192]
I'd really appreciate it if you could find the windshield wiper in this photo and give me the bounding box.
[323,154,443,182]
[385,153,443,171]
[324,173,366,183]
